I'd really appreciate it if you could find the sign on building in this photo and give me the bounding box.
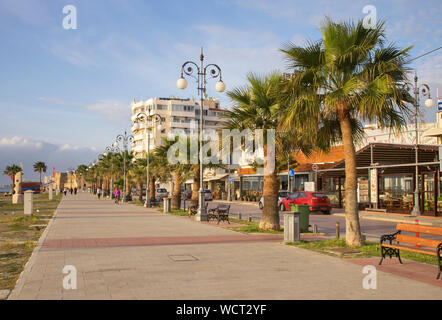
[304,182,315,192]
[370,169,378,203]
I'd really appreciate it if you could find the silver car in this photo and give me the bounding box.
[155,188,168,200]
[259,191,290,209]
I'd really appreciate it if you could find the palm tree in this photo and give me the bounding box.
[155,139,193,210]
[3,164,23,194]
[33,161,47,186]
[279,17,413,246]
[224,72,313,230]
[129,158,148,202]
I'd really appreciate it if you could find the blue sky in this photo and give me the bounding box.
[0,0,441,185]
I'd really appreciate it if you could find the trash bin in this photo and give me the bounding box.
[163,197,171,213]
[289,204,310,232]
[284,211,301,243]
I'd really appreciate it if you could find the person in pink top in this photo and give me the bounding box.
[114,188,120,204]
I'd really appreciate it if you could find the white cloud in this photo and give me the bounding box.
[0,136,98,185]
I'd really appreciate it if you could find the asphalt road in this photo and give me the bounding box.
[205,200,399,239]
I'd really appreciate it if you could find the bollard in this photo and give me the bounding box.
[313,224,318,234]
[49,188,53,200]
[248,215,252,222]
[336,221,340,239]
[55,188,60,195]
[24,190,34,216]
[238,213,242,220]
[284,211,301,243]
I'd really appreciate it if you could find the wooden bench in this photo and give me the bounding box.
[208,204,230,224]
[379,223,442,279]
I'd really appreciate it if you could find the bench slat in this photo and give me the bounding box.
[396,234,441,249]
[396,223,442,236]
[382,244,438,256]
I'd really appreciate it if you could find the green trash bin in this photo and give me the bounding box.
[289,204,310,232]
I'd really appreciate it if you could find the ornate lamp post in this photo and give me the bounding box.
[134,109,162,207]
[404,72,434,216]
[115,131,134,202]
[177,48,225,221]
[105,145,120,198]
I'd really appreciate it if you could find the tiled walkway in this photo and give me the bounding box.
[9,192,442,299]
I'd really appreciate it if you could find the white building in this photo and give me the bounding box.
[130,96,227,159]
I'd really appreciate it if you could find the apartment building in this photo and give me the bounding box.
[130,96,226,159]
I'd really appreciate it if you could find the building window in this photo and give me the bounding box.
[172,105,194,112]
[157,104,168,110]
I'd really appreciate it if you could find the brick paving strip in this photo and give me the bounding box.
[42,234,283,250]
[347,257,442,288]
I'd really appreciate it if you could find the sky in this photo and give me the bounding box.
[0,0,441,185]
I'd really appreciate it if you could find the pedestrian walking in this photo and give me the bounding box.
[74,187,77,195]
[114,188,120,204]
[97,188,101,200]
[63,187,67,196]
[70,188,73,195]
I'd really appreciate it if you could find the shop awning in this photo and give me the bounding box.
[319,143,440,176]
[203,173,228,182]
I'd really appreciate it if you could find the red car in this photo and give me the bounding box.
[280,191,331,214]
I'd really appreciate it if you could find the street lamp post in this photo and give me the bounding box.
[134,109,162,208]
[115,131,134,202]
[406,72,434,216]
[177,48,225,221]
[105,145,120,198]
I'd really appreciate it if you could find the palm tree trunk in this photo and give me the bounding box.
[171,173,181,210]
[191,166,200,207]
[340,116,362,247]
[259,171,280,231]
[139,183,143,202]
[149,176,155,199]
[39,170,42,186]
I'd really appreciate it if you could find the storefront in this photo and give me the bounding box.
[318,143,441,216]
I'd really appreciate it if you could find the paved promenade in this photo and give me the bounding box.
[9,193,442,299]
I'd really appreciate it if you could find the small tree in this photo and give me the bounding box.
[33,161,47,185]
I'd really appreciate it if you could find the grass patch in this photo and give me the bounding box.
[0,193,61,291]
[169,209,190,216]
[286,238,440,265]
[228,218,283,234]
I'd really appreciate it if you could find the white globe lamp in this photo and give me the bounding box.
[425,98,434,108]
[177,77,188,90]
[215,80,226,93]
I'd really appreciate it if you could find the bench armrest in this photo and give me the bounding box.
[380,231,401,245]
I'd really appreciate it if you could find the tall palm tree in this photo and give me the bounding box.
[33,161,47,185]
[279,17,413,246]
[3,164,23,194]
[224,72,313,230]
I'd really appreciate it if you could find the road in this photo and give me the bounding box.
[203,200,399,239]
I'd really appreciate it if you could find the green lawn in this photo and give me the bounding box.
[0,192,62,293]
[286,238,440,265]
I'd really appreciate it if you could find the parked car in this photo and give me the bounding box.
[279,191,331,214]
[181,190,192,199]
[203,189,213,201]
[258,190,290,209]
[155,188,168,200]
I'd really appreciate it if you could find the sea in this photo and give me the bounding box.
[0,187,11,193]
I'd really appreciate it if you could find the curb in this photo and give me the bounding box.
[332,213,442,227]
[7,199,62,300]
